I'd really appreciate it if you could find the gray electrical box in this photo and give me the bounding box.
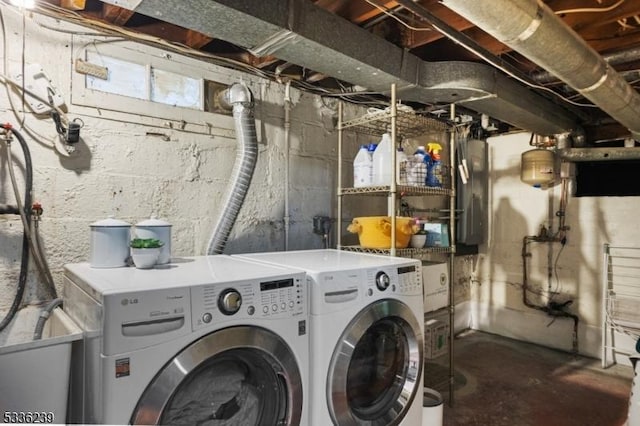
[457,138,487,245]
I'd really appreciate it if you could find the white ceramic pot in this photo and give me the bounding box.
[89,217,131,268]
[410,234,427,248]
[134,217,172,264]
[131,247,160,269]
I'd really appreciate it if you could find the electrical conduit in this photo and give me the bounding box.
[206,83,258,254]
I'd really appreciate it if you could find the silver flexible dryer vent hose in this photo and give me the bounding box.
[206,83,258,255]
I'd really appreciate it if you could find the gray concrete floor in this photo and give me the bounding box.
[424,330,633,426]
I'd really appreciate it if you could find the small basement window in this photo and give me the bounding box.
[85,52,204,110]
[576,160,640,196]
[70,41,259,137]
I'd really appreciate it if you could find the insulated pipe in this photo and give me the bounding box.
[559,147,640,162]
[206,83,258,255]
[440,0,640,140]
[533,46,640,85]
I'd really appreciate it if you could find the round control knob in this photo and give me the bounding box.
[375,271,391,291]
[202,312,212,323]
[247,306,255,316]
[218,288,242,316]
[263,305,269,314]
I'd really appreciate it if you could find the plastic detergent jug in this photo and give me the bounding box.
[426,142,443,188]
[372,133,392,186]
[396,147,408,185]
[353,144,373,187]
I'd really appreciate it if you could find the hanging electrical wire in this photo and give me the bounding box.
[363,0,433,32]
[555,0,625,15]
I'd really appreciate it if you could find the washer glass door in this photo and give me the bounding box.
[328,299,423,425]
[131,326,302,425]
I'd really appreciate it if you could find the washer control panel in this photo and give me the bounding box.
[191,273,306,330]
[365,261,422,297]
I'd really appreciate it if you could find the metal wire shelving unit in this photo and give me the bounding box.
[336,83,457,404]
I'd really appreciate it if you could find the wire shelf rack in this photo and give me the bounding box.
[338,108,450,138]
[338,245,452,256]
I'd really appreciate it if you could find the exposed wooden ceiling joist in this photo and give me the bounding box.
[184,29,213,49]
[101,4,134,26]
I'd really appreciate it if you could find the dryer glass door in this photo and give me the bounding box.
[328,299,423,425]
[131,326,303,425]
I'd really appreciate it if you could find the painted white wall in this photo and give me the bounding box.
[472,131,640,360]
[0,7,369,341]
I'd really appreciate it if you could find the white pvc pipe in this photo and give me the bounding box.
[283,81,291,251]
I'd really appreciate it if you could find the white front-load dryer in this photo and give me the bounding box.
[63,256,308,425]
[234,249,424,426]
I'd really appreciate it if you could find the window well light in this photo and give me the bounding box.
[9,0,35,9]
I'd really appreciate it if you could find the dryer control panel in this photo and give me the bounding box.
[191,273,306,330]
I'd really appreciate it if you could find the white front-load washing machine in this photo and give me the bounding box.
[63,256,308,425]
[234,249,424,426]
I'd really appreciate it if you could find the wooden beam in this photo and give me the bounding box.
[556,0,640,32]
[402,1,475,49]
[102,4,135,26]
[184,30,213,49]
[586,29,640,53]
[252,56,280,69]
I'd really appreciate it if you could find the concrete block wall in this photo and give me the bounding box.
[474,132,640,358]
[0,8,346,338]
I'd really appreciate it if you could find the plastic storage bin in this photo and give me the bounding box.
[0,308,83,423]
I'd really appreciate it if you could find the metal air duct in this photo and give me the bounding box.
[99,0,578,136]
[440,0,640,140]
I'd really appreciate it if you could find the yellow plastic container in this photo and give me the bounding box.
[347,216,417,249]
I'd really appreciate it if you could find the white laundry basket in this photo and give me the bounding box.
[423,387,444,426]
[0,308,82,423]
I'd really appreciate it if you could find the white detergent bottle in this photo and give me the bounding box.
[396,147,408,185]
[372,133,392,186]
[353,144,373,187]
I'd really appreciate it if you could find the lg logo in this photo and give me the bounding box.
[121,298,139,306]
